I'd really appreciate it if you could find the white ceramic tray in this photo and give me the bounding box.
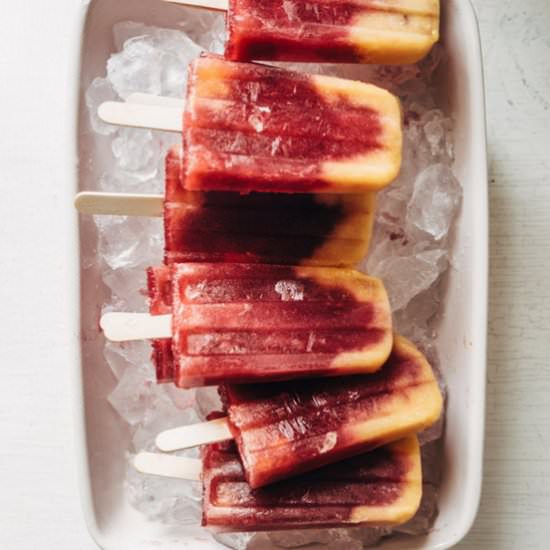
[74,0,488,548]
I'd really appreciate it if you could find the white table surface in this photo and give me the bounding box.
[0,1,549,548]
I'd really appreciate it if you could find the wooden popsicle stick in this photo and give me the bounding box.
[125,92,184,109]
[100,312,171,342]
[98,101,182,132]
[74,191,163,217]
[163,0,228,12]
[134,452,202,481]
[156,417,232,452]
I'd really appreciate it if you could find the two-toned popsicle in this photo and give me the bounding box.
[164,146,377,266]
[156,335,443,488]
[203,436,422,530]
[165,0,440,65]
[104,262,393,387]
[135,436,422,530]
[98,54,403,194]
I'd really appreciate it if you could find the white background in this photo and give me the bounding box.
[0,0,549,548]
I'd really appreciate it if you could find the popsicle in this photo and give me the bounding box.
[163,146,377,266]
[164,0,440,65]
[225,0,440,64]
[129,261,393,387]
[135,436,422,530]
[203,436,422,530]
[98,55,403,194]
[156,335,442,488]
[184,54,402,193]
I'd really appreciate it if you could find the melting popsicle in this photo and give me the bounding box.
[164,0,440,65]
[156,335,442,488]
[138,262,393,387]
[184,54,403,193]
[98,55,403,194]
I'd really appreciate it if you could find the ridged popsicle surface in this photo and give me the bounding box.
[226,0,440,64]
[221,335,441,487]
[202,436,422,529]
[184,55,402,194]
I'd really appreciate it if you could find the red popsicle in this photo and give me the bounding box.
[225,0,440,65]
[184,54,402,194]
[164,146,376,267]
[202,436,422,530]
[146,262,392,387]
[218,335,442,487]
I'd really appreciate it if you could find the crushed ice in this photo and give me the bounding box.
[85,15,461,550]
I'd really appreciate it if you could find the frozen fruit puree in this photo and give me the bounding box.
[146,262,392,387]
[220,335,442,488]
[226,0,440,65]
[202,436,422,530]
[184,55,402,193]
[171,262,392,387]
[164,146,375,267]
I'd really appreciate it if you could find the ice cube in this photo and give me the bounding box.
[102,266,149,312]
[367,247,448,312]
[99,164,164,195]
[103,340,147,380]
[95,216,162,271]
[110,21,203,99]
[407,164,462,241]
[132,388,202,451]
[126,458,202,524]
[107,37,163,99]
[85,77,118,135]
[164,384,197,411]
[177,10,226,53]
[393,289,440,344]
[203,14,228,54]
[108,362,156,426]
[111,128,160,176]
[159,51,188,95]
